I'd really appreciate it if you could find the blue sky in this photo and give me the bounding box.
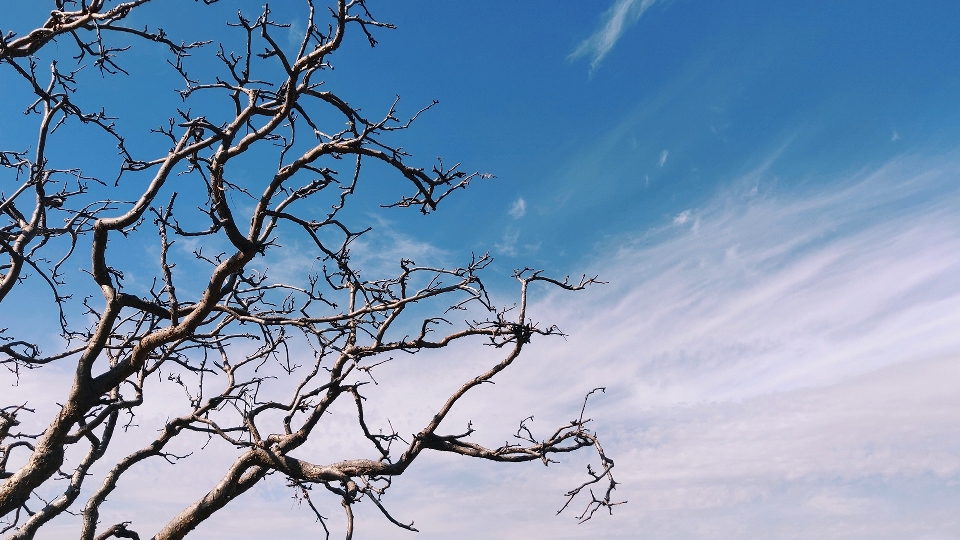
[4,1,960,538]
[295,0,960,278]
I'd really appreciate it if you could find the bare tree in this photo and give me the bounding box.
[0,1,620,538]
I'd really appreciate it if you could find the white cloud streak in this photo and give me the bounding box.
[10,153,960,539]
[570,0,660,72]
[483,152,960,538]
[509,197,527,219]
[346,151,960,538]
[495,227,520,256]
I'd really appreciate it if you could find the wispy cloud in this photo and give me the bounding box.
[9,153,960,539]
[509,197,527,219]
[658,148,669,166]
[550,154,960,402]
[570,0,660,72]
[329,152,960,539]
[350,215,451,275]
[422,151,960,537]
[362,355,960,539]
[494,227,520,256]
[287,18,305,48]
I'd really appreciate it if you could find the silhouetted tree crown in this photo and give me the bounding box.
[0,2,620,538]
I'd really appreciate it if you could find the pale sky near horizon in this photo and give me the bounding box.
[3,1,960,538]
